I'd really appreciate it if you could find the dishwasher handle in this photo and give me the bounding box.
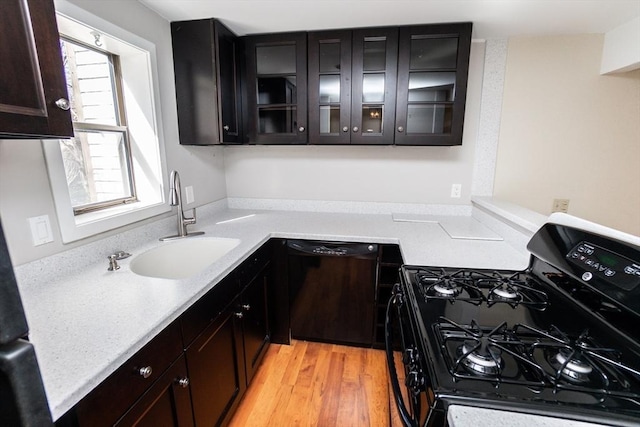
[287,240,378,258]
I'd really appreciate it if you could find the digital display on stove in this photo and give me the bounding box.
[566,241,640,291]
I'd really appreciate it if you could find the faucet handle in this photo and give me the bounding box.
[114,250,131,260]
[108,254,120,271]
[184,207,197,226]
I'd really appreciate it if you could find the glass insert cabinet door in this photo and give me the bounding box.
[244,32,307,144]
[308,30,352,144]
[395,23,472,146]
[308,28,398,145]
[350,28,398,145]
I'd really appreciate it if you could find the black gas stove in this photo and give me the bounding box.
[385,219,640,427]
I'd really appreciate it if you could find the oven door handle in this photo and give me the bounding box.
[385,290,418,427]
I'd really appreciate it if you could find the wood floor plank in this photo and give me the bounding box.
[229,340,392,426]
[317,350,346,425]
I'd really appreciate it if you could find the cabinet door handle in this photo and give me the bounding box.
[298,126,306,133]
[397,126,404,133]
[55,98,71,111]
[242,304,251,311]
[352,126,359,133]
[223,125,230,131]
[342,126,349,132]
[235,312,244,319]
[138,366,153,379]
[176,377,190,388]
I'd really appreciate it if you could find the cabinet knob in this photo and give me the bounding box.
[55,98,71,111]
[223,125,230,131]
[234,312,244,319]
[242,304,251,311]
[352,126,359,133]
[176,377,190,388]
[298,126,306,133]
[138,366,153,379]
[342,126,349,132]
[397,126,404,133]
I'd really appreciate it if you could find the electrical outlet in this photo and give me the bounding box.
[185,186,195,204]
[552,198,570,213]
[451,184,462,198]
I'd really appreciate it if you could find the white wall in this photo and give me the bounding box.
[493,34,640,235]
[601,16,640,74]
[224,41,486,207]
[0,0,227,265]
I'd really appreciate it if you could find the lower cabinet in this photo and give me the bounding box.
[56,322,184,427]
[238,261,270,384]
[56,241,275,427]
[115,355,193,427]
[186,306,245,427]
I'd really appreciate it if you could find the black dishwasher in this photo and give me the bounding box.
[287,240,378,347]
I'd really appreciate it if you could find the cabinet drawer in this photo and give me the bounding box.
[181,274,239,346]
[74,321,182,427]
[115,355,193,427]
[236,241,271,287]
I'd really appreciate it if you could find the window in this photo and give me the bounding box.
[59,37,136,215]
[43,1,169,243]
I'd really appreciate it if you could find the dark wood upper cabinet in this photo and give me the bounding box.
[308,28,398,145]
[242,32,308,144]
[307,30,352,145]
[171,19,242,145]
[394,23,473,146]
[0,0,73,139]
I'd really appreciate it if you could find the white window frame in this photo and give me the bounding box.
[43,0,170,243]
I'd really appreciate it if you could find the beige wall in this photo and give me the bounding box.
[494,34,640,235]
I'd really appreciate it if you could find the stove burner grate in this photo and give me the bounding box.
[436,317,548,386]
[476,271,549,310]
[416,268,484,305]
[515,324,640,393]
[435,317,640,398]
[413,268,549,309]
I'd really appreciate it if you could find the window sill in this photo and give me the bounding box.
[60,198,170,244]
[74,200,168,227]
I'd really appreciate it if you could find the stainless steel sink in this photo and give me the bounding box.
[129,237,240,279]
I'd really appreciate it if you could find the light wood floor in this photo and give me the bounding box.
[228,340,399,426]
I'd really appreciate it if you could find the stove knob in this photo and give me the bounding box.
[405,370,424,394]
[403,347,416,365]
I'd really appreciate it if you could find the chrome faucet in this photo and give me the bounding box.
[160,170,204,241]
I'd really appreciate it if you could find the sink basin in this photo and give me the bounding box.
[130,237,240,279]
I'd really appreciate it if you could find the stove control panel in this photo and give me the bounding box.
[567,241,640,291]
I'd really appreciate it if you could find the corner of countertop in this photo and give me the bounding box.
[471,196,547,235]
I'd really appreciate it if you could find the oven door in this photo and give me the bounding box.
[385,283,432,427]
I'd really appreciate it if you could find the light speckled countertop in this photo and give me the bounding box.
[15,204,532,420]
[448,406,611,427]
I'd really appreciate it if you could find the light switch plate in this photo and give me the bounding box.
[185,186,194,204]
[28,215,54,246]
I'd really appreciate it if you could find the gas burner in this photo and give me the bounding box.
[491,282,520,300]
[416,268,484,305]
[476,272,549,310]
[433,280,461,297]
[551,349,594,383]
[459,341,503,375]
